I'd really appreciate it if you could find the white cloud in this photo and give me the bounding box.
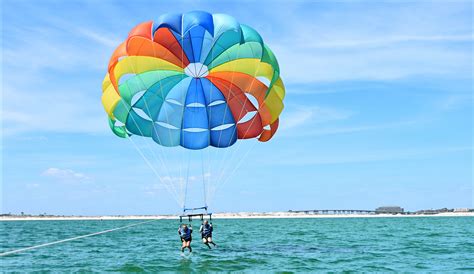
[1,25,115,137]
[279,104,353,132]
[26,183,40,189]
[2,80,107,137]
[275,44,471,83]
[42,168,91,182]
[437,94,473,111]
[264,3,473,84]
[298,34,473,49]
[283,119,422,138]
[1,14,124,138]
[76,27,122,48]
[143,184,167,196]
[271,146,473,166]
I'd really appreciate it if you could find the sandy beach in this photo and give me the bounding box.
[1,211,472,221]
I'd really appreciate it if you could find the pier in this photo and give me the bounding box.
[288,209,376,215]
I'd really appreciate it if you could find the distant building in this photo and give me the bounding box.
[454,208,470,213]
[375,206,404,214]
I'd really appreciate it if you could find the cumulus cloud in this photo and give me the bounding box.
[42,168,91,182]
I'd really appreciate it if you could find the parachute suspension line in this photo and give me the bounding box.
[206,44,215,209]
[127,136,181,205]
[210,38,245,199]
[212,50,263,198]
[212,140,258,201]
[216,52,260,184]
[178,147,185,207]
[182,150,191,213]
[210,46,265,203]
[127,54,184,206]
[200,149,208,208]
[124,106,181,204]
[140,90,184,206]
[206,147,213,207]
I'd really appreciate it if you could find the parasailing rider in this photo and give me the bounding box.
[200,220,216,249]
[178,224,193,253]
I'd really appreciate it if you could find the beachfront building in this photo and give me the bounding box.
[375,206,404,214]
[453,208,471,212]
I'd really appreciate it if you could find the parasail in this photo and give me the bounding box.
[101,11,285,216]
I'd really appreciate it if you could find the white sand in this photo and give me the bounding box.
[1,212,472,221]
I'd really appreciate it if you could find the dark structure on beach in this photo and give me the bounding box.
[288,206,406,215]
[375,206,404,214]
[288,209,375,215]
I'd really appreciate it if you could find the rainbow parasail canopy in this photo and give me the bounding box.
[101,11,285,149]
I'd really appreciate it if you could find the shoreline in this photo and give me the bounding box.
[1,212,472,221]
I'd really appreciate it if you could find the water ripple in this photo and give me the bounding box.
[1,217,473,272]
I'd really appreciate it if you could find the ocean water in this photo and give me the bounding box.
[1,217,473,272]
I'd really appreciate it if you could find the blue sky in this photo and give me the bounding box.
[1,0,472,215]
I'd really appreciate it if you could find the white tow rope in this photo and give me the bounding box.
[0,219,157,257]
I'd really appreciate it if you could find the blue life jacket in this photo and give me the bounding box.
[179,227,192,239]
[201,224,212,235]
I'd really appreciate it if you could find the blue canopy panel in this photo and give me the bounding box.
[181,105,209,150]
[153,76,190,145]
[203,31,242,66]
[165,77,192,105]
[185,79,206,106]
[153,98,183,147]
[212,13,241,41]
[152,122,181,147]
[207,102,237,148]
[166,11,213,63]
[156,100,184,130]
[126,108,153,137]
[182,105,208,129]
[180,31,196,64]
[203,13,242,65]
[240,24,264,45]
[181,11,213,62]
[199,31,214,64]
[181,128,210,149]
[153,13,182,35]
[182,11,214,36]
[200,78,225,105]
[181,78,210,149]
[189,27,205,63]
[146,75,187,100]
[133,92,164,122]
[173,26,209,64]
[210,125,237,148]
[134,75,185,122]
[207,103,235,129]
[199,77,236,147]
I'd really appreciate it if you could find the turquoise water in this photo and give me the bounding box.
[1,217,473,272]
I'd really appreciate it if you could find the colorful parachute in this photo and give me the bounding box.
[101,11,285,149]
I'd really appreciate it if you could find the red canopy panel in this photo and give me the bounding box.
[207,76,264,139]
[153,28,190,67]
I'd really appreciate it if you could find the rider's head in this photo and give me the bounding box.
[203,220,209,225]
[182,224,188,229]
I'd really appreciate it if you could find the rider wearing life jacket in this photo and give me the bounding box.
[178,224,193,252]
[199,220,216,249]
